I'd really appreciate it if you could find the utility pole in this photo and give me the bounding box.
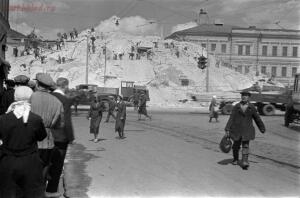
[206,39,209,92]
[86,34,89,84]
[104,42,107,86]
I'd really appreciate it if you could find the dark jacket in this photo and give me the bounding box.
[225,102,265,141]
[88,101,105,134]
[51,92,75,143]
[115,101,126,132]
[0,88,15,114]
[108,99,116,112]
[0,112,47,157]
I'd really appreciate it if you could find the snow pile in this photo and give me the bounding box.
[7,16,257,107]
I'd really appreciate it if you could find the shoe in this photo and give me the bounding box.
[93,138,99,143]
[231,159,238,165]
[45,192,61,198]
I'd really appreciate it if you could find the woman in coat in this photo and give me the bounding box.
[87,96,105,143]
[209,95,219,122]
[0,86,47,198]
[225,91,265,170]
[115,96,126,138]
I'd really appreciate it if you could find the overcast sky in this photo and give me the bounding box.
[9,0,300,39]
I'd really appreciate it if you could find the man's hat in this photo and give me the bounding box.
[35,73,55,88]
[14,75,30,85]
[240,91,251,96]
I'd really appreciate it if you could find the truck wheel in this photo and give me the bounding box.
[222,104,233,115]
[262,104,275,116]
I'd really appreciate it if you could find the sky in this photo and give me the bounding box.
[8,0,300,39]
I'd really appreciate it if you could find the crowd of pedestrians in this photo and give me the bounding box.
[0,73,74,198]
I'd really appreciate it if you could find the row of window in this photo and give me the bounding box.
[200,43,299,57]
[261,66,298,77]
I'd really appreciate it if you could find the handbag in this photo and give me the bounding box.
[219,135,232,153]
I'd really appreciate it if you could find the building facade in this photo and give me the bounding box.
[167,24,300,85]
[0,0,10,92]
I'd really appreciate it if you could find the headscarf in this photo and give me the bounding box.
[6,86,33,123]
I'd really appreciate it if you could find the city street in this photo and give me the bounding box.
[61,108,300,198]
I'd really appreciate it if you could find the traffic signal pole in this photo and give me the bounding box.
[86,34,89,84]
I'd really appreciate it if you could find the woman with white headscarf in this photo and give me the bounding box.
[0,86,47,198]
[209,95,219,122]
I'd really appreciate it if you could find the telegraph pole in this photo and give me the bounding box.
[104,42,107,86]
[86,34,89,84]
[206,39,209,92]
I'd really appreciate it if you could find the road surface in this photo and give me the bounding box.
[60,109,300,197]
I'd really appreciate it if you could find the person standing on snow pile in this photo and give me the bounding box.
[46,77,75,197]
[105,96,116,123]
[138,92,151,121]
[209,95,219,122]
[87,96,105,143]
[224,91,265,170]
[30,73,65,188]
[115,95,126,139]
[73,28,78,38]
[0,86,47,198]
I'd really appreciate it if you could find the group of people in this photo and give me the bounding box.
[0,74,74,198]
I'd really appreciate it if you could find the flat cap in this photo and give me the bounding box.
[14,75,30,85]
[35,73,55,87]
[240,91,251,96]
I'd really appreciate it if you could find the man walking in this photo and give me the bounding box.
[225,91,265,170]
[30,73,65,197]
[105,96,116,122]
[46,77,75,196]
[138,92,151,121]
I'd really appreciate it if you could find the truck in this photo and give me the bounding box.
[120,81,150,102]
[67,84,119,112]
[284,73,300,127]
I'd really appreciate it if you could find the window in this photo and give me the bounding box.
[221,44,226,53]
[282,46,288,57]
[261,66,266,74]
[272,46,277,56]
[245,45,250,55]
[262,46,267,56]
[281,67,287,77]
[201,43,206,48]
[237,65,243,73]
[245,66,250,74]
[211,43,216,51]
[293,47,298,57]
[292,67,298,76]
[271,67,277,77]
[238,45,243,55]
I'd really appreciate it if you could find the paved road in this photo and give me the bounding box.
[61,109,300,198]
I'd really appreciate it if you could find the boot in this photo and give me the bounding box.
[232,149,239,165]
[241,148,249,170]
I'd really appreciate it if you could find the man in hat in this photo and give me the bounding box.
[105,96,116,122]
[115,95,126,138]
[46,77,74,196]
[225,91,265,170]
[14,75,30,86]
[30,73,65,197]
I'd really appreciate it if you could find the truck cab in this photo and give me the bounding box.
[121,81,150,102]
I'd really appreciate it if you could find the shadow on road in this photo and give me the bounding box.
[217,158,233,165]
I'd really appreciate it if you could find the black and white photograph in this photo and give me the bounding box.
[0,0,300,197]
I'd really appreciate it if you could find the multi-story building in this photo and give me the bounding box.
[0,0,10,92]
[167,23,300,85]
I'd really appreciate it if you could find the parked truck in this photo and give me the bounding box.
[284,73,300,127]
[120,81,150,102]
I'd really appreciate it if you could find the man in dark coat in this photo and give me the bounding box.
[105,96,116,122]
[225,91,265,170]
[138,92,151,121]
[46,77,75,196]
[0,79,15,115]
[115,96,126,138]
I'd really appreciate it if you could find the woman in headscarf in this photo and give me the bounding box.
[0,86,47,198]
[209,95,219,122]
[115,95,126,139]
[87,95,105,143]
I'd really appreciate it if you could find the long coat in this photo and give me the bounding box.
[88,101,105,134]
[209,99,218,118]
[138,95,147,115]
[225,102,265,141]
[115,101,126,132]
